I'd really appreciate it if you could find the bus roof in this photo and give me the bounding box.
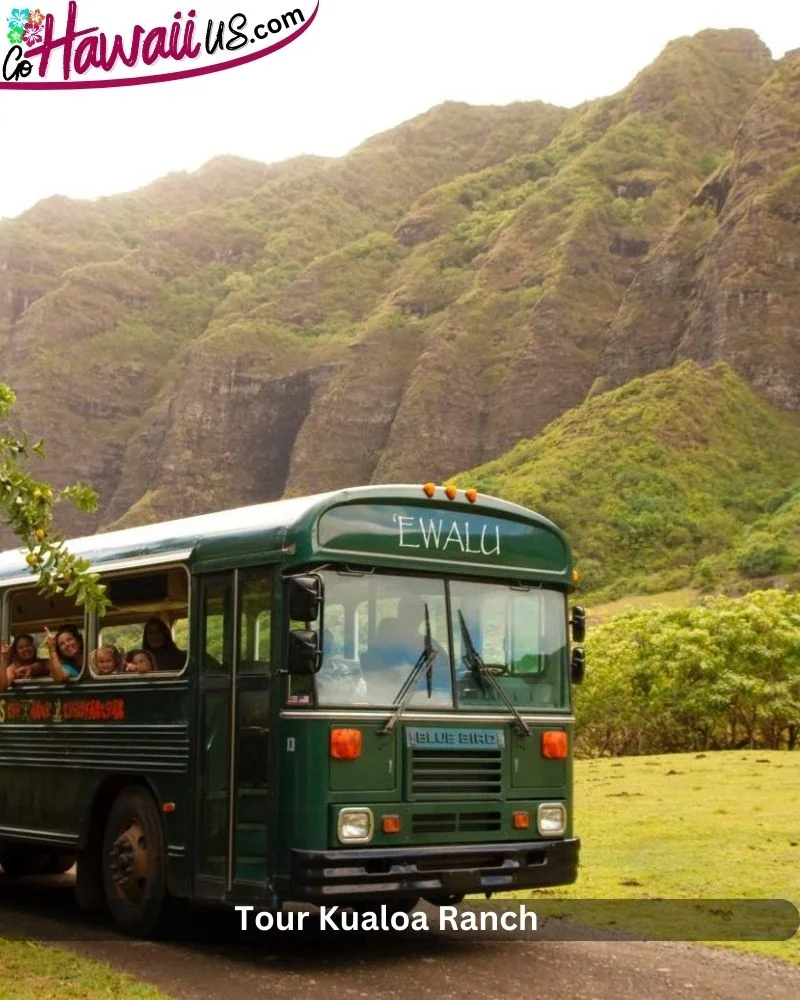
[0,485,572,587]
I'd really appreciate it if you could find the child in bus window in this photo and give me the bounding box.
[124,649,156,674]
[44,625,84,681]
[1,634,49,682]
[91,645,123,676]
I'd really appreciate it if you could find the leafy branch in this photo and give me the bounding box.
[0,384,109,615]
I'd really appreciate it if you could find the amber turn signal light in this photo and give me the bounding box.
[381,815,401,834]
[542,731,568,759]
[331,728,362,760]
[423,482,436,498]
[445,485,457,500]
[512,811,530,830]
[571,569,581,583]
[465,488,478,503]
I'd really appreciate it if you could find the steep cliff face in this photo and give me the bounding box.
[598,49,800,406]
[1,29,796,547]
[2,102,567,536]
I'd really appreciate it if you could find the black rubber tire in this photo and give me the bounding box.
[349,898,420,916]
[101,786,167,937]
[424,893,464,906]
[41,852,76,875]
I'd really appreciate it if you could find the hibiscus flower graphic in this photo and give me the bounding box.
[6,25,24,44]
[27,7,44,26]
[6,8,30,31]
[22,20,41,44]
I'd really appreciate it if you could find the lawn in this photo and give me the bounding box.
[1,750,797,996]
[520,750,800,964]
[0,940,169,999]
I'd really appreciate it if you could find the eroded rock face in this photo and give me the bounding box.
[599,50,800,412]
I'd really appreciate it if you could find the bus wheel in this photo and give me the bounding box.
[40,852,75,875]
[424,893,464,906]
[349,898,420,916]
[102,787,166,937]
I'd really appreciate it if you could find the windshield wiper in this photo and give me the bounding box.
[457,610,531,737]
[379,603,438,735]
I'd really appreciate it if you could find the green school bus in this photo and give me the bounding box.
[0,484,585,936]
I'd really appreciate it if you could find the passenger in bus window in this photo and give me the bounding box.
[142,617,185,670]
[1,634,49,682]
[124,649,156,674]
[44,625,83,681]
[90,645,124,676]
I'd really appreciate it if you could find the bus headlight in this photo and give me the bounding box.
[537,803,567,837]
[337,807,374,844]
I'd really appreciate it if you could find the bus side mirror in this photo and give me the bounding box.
[287,630,321,675]
[570,648,585,685]
[570,606,586,644]
[288,575,323,623]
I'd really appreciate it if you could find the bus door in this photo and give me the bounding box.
[195,569,274,895]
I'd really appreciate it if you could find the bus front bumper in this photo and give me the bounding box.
[289,837,579,902]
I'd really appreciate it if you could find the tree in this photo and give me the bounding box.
[0,384,108,614]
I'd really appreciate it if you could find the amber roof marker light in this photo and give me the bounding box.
[423,482,436,498]
[465,488,478,503]
[445,485,458,500]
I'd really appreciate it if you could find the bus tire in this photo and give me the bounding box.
[101,787,167,937]
[41,852,76,875]
[349,898,420,917]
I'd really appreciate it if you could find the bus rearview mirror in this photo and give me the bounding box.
[288,575,323,623]
[287,630,321,675]
[570,605,586,644]
[570,648,585,685]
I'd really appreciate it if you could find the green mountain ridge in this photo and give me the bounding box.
[1,27,798,607]
[452,362,800,600]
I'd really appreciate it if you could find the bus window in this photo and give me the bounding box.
[5,587,86,683]
[450,581,568,709]
[238,571,272,674]
[313,571,453,709]
[95,567,189,677]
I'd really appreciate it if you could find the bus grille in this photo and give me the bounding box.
[410,749,503,798]
[411,811,502,835]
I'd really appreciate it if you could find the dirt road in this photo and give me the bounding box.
[1,876,798,1000]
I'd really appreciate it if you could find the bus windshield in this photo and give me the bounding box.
[315,570,569,711]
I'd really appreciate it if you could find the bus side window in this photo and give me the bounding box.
[6,587,87,683]
[94,567,189,677]
[238,571,272,674]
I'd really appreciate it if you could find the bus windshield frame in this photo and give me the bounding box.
[292,568,570,712]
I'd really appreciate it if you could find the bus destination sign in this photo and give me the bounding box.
[316,503,568,575]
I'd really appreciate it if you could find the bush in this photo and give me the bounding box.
[575,590,800,755]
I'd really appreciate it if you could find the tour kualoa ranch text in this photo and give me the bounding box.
[235,905,540,932]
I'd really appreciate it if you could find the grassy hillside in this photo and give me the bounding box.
[453,362,800,600]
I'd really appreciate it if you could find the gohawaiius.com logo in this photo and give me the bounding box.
[2,0,318,88]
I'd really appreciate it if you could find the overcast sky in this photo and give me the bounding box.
[0,0,796,220]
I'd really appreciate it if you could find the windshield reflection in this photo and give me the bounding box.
[316,574,452,708]
[311,570,568,711]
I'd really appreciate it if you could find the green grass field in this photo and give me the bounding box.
[1,750,797,995]
[0,941,169,999]
[522,750,800,964]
